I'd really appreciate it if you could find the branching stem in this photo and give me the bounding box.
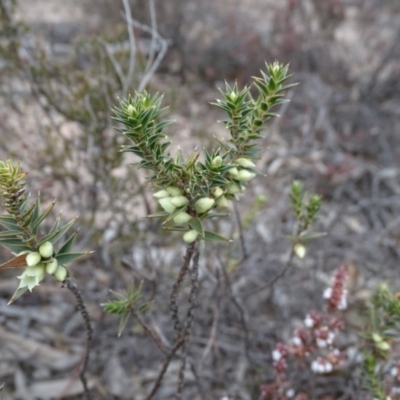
[176,246,200,398]
[145,242,199,400]
[64,279,93,400]
[169,242,196,338]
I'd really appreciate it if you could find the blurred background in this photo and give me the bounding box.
[0,0,400,398]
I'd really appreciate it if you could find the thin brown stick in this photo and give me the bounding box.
[234,203,248,261]
[169,242,196,338]
[133,310,168,355]
[144,338,185,400]
[64,279,93,400]
[176,246,200,398]
[242,247,295,299]
[219,261,254,366]
[144,242,197,400]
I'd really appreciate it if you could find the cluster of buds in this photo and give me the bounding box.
[115,63,294,245]
[153,155,258,244]
[17,242,68,292]
[262,266,349,399]
[154,186,211,244]
[154,186,192,217]
[210,156,258,205]
[226,158,257,183]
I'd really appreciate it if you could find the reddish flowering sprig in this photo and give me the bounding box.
[323,264,348,311]
[261,266,349,399]
[388,363,400,398]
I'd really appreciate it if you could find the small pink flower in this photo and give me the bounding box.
[291,336,302,347]
[304,310,323,328]
[326,348,346,366]
[315,326,335,348]
[272,342,288,360]
[329,317,345,331]
[273,358,288,374]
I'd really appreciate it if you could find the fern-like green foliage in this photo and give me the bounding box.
[113,62,295,243]
[103,281,152,337]
[0,160,91,303]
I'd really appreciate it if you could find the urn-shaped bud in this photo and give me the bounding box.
[153,190,170,199]
[236,170,256,182]
[127,104,135,116]
[158,197,177,213]
[217,196,230,208]
[39,241,54,259]
[54,265,68,282]
[170,196,189,207]
[26,263,45,279]
[226,183,243,194]
[211,156,223,169]
[294,243,306,259]
[166,186,183,197]
[372,333,383,343]
[46,258,58,274]
[211,187,224,198]
[183,230,198,244]
[26,252,41,267]
[173,212,192,225]
[228,167,239,177]
[376,340,390,352]
[235,158,256,168]
[194,197,215,214]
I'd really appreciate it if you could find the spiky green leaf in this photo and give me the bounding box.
[8,286,29,305]
[55,251,91,265]
[188,218,204,237]
[57,231,78,255]
[204,231,231,242]
[0,230,22,238]
[31,200,56,233]
[0,238,32,253]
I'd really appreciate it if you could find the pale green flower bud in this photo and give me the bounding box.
[236,170,256,182]
[377,340,390,352]
[183,230,198,244]
[294,243,306,259]
[170,196,189,207]
[166,186,183,197]
[54,265,68,282]
[195,197,215,214]
[127,104,135,116]
[211,187,224,198]
[211,156,223,169]
[39,241,53,258]
[46,258,58,275]
[153,190,170,199]
[372,333,383,343]
[173,212,192,225]
[26,263,45,279]
[226,183,243,194]
[235,158,256,168]
[217,196,230,208]
[26,252,41,267]
[158,197,177,213]
[228,167,239,177]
